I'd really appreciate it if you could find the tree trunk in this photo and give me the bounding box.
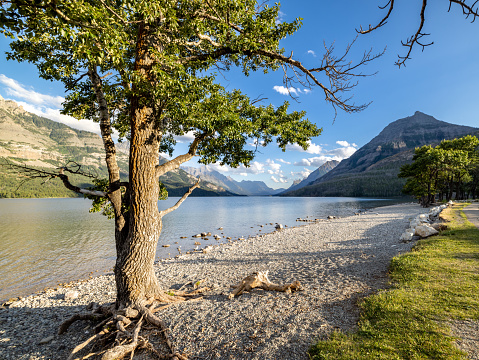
[114,107,169,307]
[113,23,171,308]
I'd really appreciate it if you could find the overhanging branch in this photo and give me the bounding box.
[1,159,107,197]
[159,178,200,217]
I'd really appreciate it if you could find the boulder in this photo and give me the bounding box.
[415,224,439,238]
[400,232,414,242]
[275,224,283,230]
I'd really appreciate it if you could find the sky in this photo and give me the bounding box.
[1,1,478,189]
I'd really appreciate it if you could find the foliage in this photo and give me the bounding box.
[399,135,479,206]
[309,203,479,360]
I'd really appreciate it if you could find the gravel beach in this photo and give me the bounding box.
[0,203,427,359]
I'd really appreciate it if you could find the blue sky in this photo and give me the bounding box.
[1,1,478,189]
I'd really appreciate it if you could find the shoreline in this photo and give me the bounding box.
[0,202,424,359]
[0,197,410,303]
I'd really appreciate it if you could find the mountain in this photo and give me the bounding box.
[284,111,478,197]
[0,96,232,198]
[182,165,284,195]
[282,160,339,194]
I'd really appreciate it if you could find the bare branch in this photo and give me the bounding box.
[395,0,432,67]
[357,0,395,34]
[1,159,107,197]
[449,0,479,21]
[159,178,200,217]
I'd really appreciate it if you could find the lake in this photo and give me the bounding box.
[0,196,406,301]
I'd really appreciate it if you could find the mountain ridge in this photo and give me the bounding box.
[284,111,478,197]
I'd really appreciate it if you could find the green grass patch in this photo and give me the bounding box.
[309,204,479,360]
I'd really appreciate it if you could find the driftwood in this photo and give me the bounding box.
[228,271,301,299]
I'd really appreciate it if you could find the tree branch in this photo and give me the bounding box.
[395,0,431,67]
[0,159,107,197]
[156,132,210,178]
[357,0,395,34]
[159,178,200,217]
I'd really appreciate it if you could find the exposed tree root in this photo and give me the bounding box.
[229,271,302,299]
[60,287,208,360]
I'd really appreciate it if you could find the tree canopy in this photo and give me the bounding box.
[399,135,479,206]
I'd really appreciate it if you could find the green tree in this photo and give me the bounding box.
[399,136,479,206]
[1,1,379,356]
[399,145,448,207]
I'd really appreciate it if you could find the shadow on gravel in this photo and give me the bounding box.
[0,303,96,360]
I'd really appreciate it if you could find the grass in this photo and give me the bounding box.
[309,203,479,360]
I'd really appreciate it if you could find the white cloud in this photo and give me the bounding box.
[276,158,291,165]
[206,160,265,175]
[307,50,316,57]
[0,74,64,108]
[271,175,287,184]
[326,146,357,159]
[266,159,282,174]
[273,85,299,96]
[286,140,322,154]
[15,101,101,134]
[294,156,334,167]
[273,85,311,96]
[291,168,313,179]
[248,138,266,147]
[174,131,196,143]
[336,140,351,147]
[292,139,358,168]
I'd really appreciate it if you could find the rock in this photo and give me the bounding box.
[415,224,439,238]
[38,335,54,344]
[64,290,79,301]
[400,232,414,242]
[418,214,430,223]
[194,241,201,245]
[200,232,208,237]
[218,227,223,230]
[327,216,335,220]
[214,234,221,239]
[162,244,170,247]
[193,234,201,238]
[202,246,213,254]
[275,224,283,230]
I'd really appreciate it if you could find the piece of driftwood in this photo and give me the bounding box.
[228,271,301,299]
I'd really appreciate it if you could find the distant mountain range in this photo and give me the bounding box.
[0,96,233,198]
[283,111,479,197]
[182,166,286,196]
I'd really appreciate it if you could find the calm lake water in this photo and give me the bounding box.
[0,196,406,301]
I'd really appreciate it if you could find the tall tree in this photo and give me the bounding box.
[1,1,380,357]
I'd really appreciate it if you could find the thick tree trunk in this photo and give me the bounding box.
[114,108,166,307]
[113,23,170,308]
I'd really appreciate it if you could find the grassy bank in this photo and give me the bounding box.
[309,203,479,360]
